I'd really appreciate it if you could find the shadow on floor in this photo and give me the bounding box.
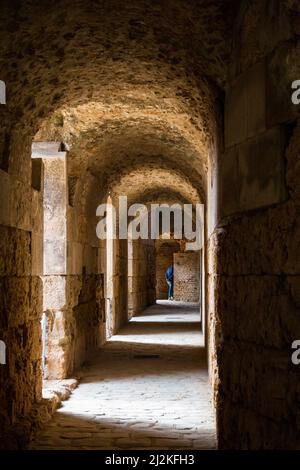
[30,301,215,450]
[30,411,216,450]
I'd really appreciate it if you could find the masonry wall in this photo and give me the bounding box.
[41,161,105,379]
[0,130,44,449]
[128,238,156,317]
[155,239,180,299]
[42,273,105,379]
[70,176,106,357]
[0,132,106,447]
[174,251,200,302]
[210,0,300,449]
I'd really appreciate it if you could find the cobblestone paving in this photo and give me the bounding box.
[30,301,216,450]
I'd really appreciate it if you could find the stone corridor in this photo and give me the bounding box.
[30,302,216,450]
[1,0,300,451]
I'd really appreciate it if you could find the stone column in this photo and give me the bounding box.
[32,142,70,379]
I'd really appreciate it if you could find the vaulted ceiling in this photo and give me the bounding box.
[1,0,239,207]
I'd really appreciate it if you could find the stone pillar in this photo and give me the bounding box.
[43,155,67,275]
[32,142,70,379]
[32,144,67,276]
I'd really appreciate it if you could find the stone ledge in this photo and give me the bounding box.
[0,378,78,450]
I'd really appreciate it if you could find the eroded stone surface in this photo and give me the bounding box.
[208,2,300,449]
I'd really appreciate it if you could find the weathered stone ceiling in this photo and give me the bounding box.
[1,0,238,202]
[35,105,210,193]
[109,167,200,205]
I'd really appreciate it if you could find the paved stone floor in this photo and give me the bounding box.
[30,301,217,450]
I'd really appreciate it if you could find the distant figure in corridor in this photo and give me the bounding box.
[166,265,174,300]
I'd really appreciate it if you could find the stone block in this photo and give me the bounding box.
[43,276,66,310]
[288,276,300,307]
[31,232,43,276]
[31,142,62,156]
[67,206,79,242]
[238,127,287,211]
[284,215,300,274]
[128,276,133,291]
[266,42,300,128]
[225,74,247,147]
[246,60,266,138]
[219,276,286,348]
[44,239,66,275]
[286,122,300,199]
[0,226,31,276]
[9,131,31,184]
[29,276,43,321]
[31,158,43,192]
[67,241,83,275]
[0,169,10,225]
[220,146,239,217]
[31,189,43,234]
[9,178,32,231]
[97,243,106,274]
[258,368,289,420]
[29,319,43,361]
[5,277,30,328]
[44,211,66,240]
[83,244,97,274]
[225,60,267,147]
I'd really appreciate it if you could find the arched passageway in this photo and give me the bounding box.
[1,0,300,451]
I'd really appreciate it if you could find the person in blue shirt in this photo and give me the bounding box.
[165,265,174,300]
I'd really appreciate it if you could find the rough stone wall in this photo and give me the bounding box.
[174,252,200,302]
[0,131,44,448]
[39,154,105,379]
[42,273,104,379]
[0,0,233,450]
[0,137,105,447]
[72,273,105,371]
[155,239,180,299]
[66,192,106,369]
[210,0,300,450]
[128,238,156,317]
[0,228,43,449]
